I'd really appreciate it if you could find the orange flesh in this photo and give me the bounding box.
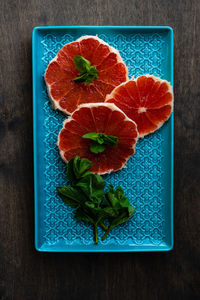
[106,75,173,136]
[58,105,138,174]
[45,38,128,114]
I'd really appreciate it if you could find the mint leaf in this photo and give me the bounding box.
[101,185,135,241]
[74,207,95,224]
[74,73,89,83]
[82,133,118,154]
[105,185,130,209]
[82,133,118,146]
[66,158,77,183]
[105,185,135,214]
[73,55,98,85]
[101,134,118,146]
[73,156,92,178]
[74,55,90,73]
[82,132,99,141]
[67,156,92,182]
[57,186,87,208]
[90,142,105,154]
[76,173,105,202]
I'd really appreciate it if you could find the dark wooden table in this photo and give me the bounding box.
[1,1,200,299]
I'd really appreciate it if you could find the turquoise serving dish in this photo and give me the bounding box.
[32,26,174,252]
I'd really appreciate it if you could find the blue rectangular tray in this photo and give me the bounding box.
[33,26,173,252]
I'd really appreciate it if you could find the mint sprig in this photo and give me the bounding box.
[73,55,98,85]
[57,156,108,243]
[57,156,135,244]
[82,132,118,154]
[101,185,135,241]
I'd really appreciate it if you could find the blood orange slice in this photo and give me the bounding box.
[105,75,173,137]
[45,36,128,115]
[58,103,138,174]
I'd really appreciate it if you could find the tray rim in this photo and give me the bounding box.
[32,25,174,252]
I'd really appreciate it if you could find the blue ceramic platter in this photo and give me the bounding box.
[32,26,173,252]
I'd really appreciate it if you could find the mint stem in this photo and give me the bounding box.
[100,222,108,231]
[94,224,98,244]
[101,225,114,241]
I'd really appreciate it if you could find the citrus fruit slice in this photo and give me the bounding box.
[105,75,173,137]
[58,103,138,174]
[45,36,128,115]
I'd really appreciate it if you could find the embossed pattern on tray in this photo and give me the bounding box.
[40,32,168,247]
[33,27,173,251]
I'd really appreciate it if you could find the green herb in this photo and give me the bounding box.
[57,186,87,208]
[82,132,118,154]
[73,55,98,85]
[76,173,105,201]
[67,155,92,183]
[89,143,105,154]
[57,156,135,244]
[101,185,135,241]
[57,156,108,243]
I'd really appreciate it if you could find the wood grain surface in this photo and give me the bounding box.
[0,0,200,299]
